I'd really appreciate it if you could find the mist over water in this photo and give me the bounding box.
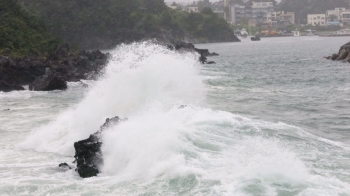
[1,39,350,195]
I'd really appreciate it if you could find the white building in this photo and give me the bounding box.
[268,11,295,25]
[251,1,274,9]
[188,7,199,13]
[292,29,300,36]
[307,14,326,26]
[227,1,274,25]
[340,11,350,26]
[326,8,346,21]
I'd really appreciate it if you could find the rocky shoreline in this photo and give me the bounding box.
[0,43,109,92]
[325,41,350,62]
[0,42,218,92]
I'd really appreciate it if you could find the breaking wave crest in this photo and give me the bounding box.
[19,42,350,195]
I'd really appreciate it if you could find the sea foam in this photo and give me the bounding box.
[19,42,204,155]
[17,42,350,195]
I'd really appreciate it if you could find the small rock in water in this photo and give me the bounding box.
[206,61,216,64]
[29,75,67,91]
[179,105,187,109]
[3,109,10,111]
[0,81,25,92]
[59,163,72,170]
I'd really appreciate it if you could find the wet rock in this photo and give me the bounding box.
[339,42,350,53]
[336,51,349,61]
[171,41,218,64]
[59,163,72,170]
[251,36,261,41]
[0,44,109,92]
[29,75,67,91]
[0,81,25,92]
[73,116,123,178]
[199,55,207,64]
[74,134,102,178]
[208,52,219,56]
[174,42,195,51]
[331,53,340,60]
[179,105,187,109]
[206,61,216,64]
[327,42,350,63]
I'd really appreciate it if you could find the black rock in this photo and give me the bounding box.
[174,42,195,51]
[179,105,187,109]
[170,42,218,64]
[29,75,67,91]
[331,53,340,60]
[59,163,72,170]
[199,55,207,64]
[194,48,210,56]
[206,61,216,64]
[73,116,123,178]
[0,45,109,88]
[74,135,103,178]
[77,164,100,178]
[0,81,25,92]
[251,36,261,41]
[208,52,219,56]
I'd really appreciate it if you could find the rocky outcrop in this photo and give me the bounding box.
[169,42,219,64]
[70,116,123,178]
[58,163,72,170]
[251,36,261,41]
[0,44,109,92]
[29,75,67,91]
[0,80,25,92]
[325,42,350,62]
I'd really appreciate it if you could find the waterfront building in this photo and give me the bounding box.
[340,11,350,26]
[326,8,345,21]
[268,11,295,25]
[211,0,226,19]
[227,1,274,25]
[307,14,326,26]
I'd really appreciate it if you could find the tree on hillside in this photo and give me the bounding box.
[140,0,166,14]
[197,0,211,11]
[18,0,239,48]
[0,0,59,56]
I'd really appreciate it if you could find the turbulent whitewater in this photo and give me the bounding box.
[1,39,350,195]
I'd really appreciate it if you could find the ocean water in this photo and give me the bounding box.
[1,37,350,196]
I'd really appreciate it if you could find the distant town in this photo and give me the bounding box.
[166,0,350,36]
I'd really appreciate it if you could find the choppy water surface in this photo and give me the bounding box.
[1,37,350,195]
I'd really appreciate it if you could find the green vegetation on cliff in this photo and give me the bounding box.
[0,0,60,57]
[182,7,237,41]
[19,0,238,49]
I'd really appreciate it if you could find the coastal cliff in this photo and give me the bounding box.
[0,0,234,92]
[18,0,240,50]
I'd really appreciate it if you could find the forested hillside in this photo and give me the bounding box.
[19,0,239,49]
[0,0,60,57]
[277,0,349,23]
